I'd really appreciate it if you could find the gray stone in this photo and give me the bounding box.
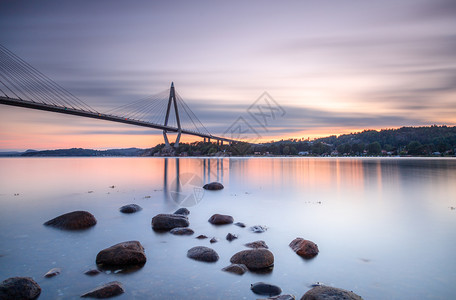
[251,282,282,296]
[250,225,268,233]
[152,214,189,231]
[173,208,190,216]
[44,267,61,278]
[187,246,219,262]
[81,281,124,298]
[222,264,248,275]
[245,240,269,249]
[226,233,238,241]
[170,227,194,235]
[119,204,142,214]
[300,286,363,300]
[203,182,224,190]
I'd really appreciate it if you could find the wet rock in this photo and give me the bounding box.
[210,237,218,243]
[187,246,219,262]
[152,214,189,231]
[230,249,274,270]
[44,267,61,278]
[289,238,319,259]
[208,214,233,225]
[250,225,268,233]
[196,235,208,239]
[81,281,124,298]
[234,222,246,228]
[245,240,269,249]
[96,241,146,267]
[203,182,224,190]
[174,208,190,216]
[251,282,282,296]
[170,227,194,236]
[226,233,238,241]
[84,269,101,276]
[300,286,363,300]
[119,204,142,214]
[259,295,296,300]
[44,211,96,230]
[222,263,248,275]
[0,277,41,299]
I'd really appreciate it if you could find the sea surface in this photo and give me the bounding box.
[0,157,455,299]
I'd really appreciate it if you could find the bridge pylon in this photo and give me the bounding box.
[163,82,181,149]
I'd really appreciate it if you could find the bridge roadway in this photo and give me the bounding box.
[0,96,240,144]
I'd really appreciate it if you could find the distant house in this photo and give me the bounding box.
[298,151,309,156]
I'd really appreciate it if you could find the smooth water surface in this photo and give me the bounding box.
[0,157,455,299]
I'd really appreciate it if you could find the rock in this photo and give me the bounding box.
[0,277,41,299]
[170,227,194,235]
[300,286,363,300]
[210,237,218,243]
[96,241,146,267]
[250,225,268,233]
[152,214,189,231]
[44,211,96,230]
[174,208,190,216]
[226,233,238,241]
[289,238,319,259]
[230,249,274,270]
[84,269,101,276]
[187,246,219,262]
[251,282,282,296]
[203,182,224,190]
[222,264,248,275]
[234,222,246,227]
[208,214,233,225]
[196,235,208,239]
[245,240,269,249]
[259,295,296,300]
[119,204,142,214]
[44,267,61,278]
[81,281,124,298]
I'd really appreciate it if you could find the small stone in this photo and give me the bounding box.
[81,281,124,298]
[170,227,194,235]
[174,208,190,215]
[0,277,41,299]
[210,237,218,243]
[226,233,238,241]
[196,235,208,239]
[251,282,282,296]
[234,222,246,228]
[187,246,219,262]
[96,241,146,267]
[119,204,142,214]
[44,211,96,230]
[300,286,363,300]
[203,182,224,190]
[289,238,319,259]
[230,249,274,270]
[259,295,296,300]
[44,267,61,278]
[245,240,269,249]
[208,214,233,225]
[250,225,268,233]
[84,269,101,276]
[222,263,248,275]
[152,213,189,231]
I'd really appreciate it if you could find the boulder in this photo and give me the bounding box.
[152,214,189,231]
[245,240,269,249]
[119,204,142,214]
[96,241,146,267]
[300,286,363,300]
[208,214,233,225]
[226,233,238,241]
[289,238,319,259]
[170,227,194,236]
[222,264,248,275]
[251,282,282,296]
[44,211,96,230]
[174,208,190,216]
[203,182,224,190]
[0,277,41,299]
[230,249,274,270]
[187,246,219,262]
[44,267,61,278]
[81,281,124,298]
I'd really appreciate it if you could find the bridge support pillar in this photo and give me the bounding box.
[163,82,182,150]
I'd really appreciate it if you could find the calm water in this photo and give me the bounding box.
[0,157,455,299]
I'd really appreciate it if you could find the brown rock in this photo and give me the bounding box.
[245,240,269,249]
[84,269,101,276]
[289,238,319,259]
[210,237,218,243]
[170,227,194,235]
[208,214,233,225]
[44,211,96,230]
[222,263,248,275]
[119,204,142,214]
[226,233,238,241]
[81,281,124,298]
[259,295,296,300]
[300,286,363,300]
[174,208,190,216]
[96,241,146,267]
[151,214,189,231]
[230,249,274,270]
[44,267,61,278]
[187,246,219,262]
[203,182,224,190]
[0,277,41,299]
[196,235,208,239]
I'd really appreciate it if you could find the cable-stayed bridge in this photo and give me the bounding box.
[0,44,242,148]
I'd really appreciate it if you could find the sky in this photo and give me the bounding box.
[0,0,455,151]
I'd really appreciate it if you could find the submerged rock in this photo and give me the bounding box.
[259,295,296,300]
[0,277,41,300]
[208,214,233,225]
[170,227,194,236]
[250,225,268,233]
[96,241,146,267]
[174,208,190,216]
[210,237,218,243]
[251,282,282,296]
[196,235,208,239]
[222,263,248,275]
[84,269,101,276]
[300,286,363,300]
[230,249,274,270]
[119,204,142,214]
[152,214,189,231]
[245,240,269,249]
[234,222,246,228]
[187,246,219,262]
[203,182,224,190]
[44,211,96,230]
[81,281,124,298]
[289,238,319,259]
[44,267,61,278]
[226,233,238,241]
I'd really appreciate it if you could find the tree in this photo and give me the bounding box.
[407,141,423,155]
[367,142,381,155]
